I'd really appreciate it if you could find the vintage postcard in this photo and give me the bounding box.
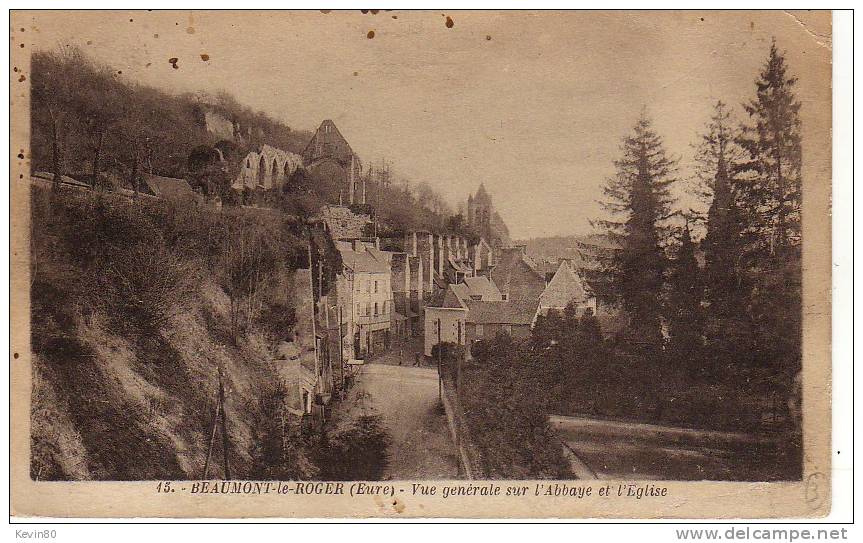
[10,10,832,518]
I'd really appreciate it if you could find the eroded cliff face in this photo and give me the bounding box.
[30,277,279,481]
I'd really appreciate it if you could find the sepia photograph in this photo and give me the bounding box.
[9,9,835,519]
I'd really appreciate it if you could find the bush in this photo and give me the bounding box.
[315,415,391,480]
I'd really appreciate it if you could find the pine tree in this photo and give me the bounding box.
[736,40,803,386]
[694,101,755,374]
[738,40,803,255]
[598,112,677,353]
[665,223,705,376]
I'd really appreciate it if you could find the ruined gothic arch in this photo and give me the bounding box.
[258,155,266,186]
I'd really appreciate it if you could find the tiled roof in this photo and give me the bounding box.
[338,248,389,274]
[462,275,503,301]
[540,261,589,308]
[143,174,196,200]
[490,247,546,303]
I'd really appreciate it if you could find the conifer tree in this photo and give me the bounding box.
[694,101,754,373]
[736,40,803,384]
[665,223,705,376]
[598,112,677,353]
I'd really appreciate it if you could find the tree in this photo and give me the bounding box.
[736,40,803,386]
[665,223,706,376]
[597,112,678,353]
[693,101,755,374]
[738,39,803,254]
[31,48,89,191]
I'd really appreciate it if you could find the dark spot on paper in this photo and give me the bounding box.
[13,67,17,72]
[320,9,331,14]
[86,40,93,45]
[367,30,375,39]
[154,33,159,38]
[486,35,492,41]
[117,70,122,75]
[371,9,379,14]
[353,71,359,76]
[392,15,398,19]
[169,57,179,69]
[201,53,210,61]
[14,353,19,359]
[129,18,134,23]
[19,75,26,82]
[186,27,195,34]
[445,16,454,29]
[146,62,152,68]
[19,43,24,48]
[18,153,24,159]
[750,21,755,30]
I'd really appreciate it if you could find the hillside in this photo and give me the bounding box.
[515,234,612,265]
[29,184,314,480]
[30,47,312,187]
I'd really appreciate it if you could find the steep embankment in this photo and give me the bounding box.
[29,185,302,480]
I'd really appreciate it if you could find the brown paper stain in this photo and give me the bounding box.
[367,30,375,39]
[200,53,209,62]
[445,16,454,29]
[168,57,179,69]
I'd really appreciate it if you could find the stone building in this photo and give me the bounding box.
[302,119,365,205]
[336,241,393,359]
[234,144,303,190]
[466,183,511,250]
[538,260,597,316]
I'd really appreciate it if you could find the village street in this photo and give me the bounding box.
[352,361,460,480]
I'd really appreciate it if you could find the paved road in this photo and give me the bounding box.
[354,363,460,480]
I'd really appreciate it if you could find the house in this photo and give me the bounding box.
[424,306,468,357]
[274,268,321,416]
[441,275,503,308]
[538,260,597,316]
[141,174,199,205]
[489,246,547,303]
[463,298,540,345]
[336,241,393,358]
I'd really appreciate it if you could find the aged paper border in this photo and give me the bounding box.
[9,9,833,519]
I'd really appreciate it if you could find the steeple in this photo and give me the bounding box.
[474,182,491,203]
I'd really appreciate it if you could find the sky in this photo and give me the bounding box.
[20,10,831,239]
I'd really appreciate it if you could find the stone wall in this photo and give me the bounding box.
[440,375,483,480]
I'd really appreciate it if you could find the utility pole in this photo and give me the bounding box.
[437,318,442,402]
[218,365,231,480]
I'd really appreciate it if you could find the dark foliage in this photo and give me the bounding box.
[459,334,573,479]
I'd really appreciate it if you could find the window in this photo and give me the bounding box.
[374,302,379,316]
[356,303,361,316]
[365,302,371,316]
[476,324,484,337]
[374,280,378,293]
